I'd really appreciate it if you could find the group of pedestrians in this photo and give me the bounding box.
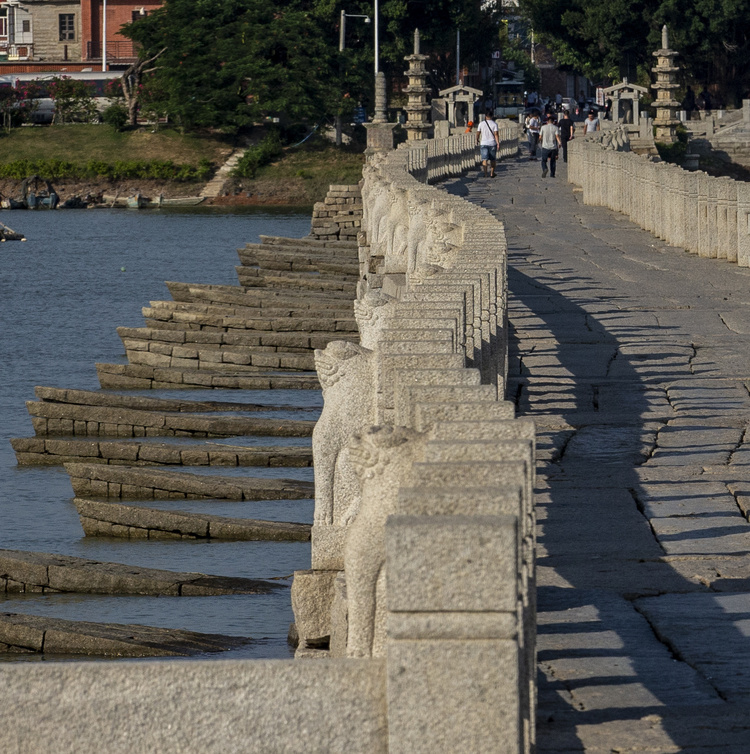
[523,107,600,178]
[473,102,603,181]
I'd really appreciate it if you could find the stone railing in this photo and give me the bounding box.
[293,126,534,753]
[0,129,532,754]
[404,122,519,183]
[568,128,750,266]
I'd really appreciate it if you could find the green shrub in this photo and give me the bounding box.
[0,157,214,182]
[102,103,129,131]
[655,123,689,165]
[232,132,283,178]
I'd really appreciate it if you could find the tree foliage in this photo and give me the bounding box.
[122,0,500,131]
[47,77,98,124]
[519,0,750,105]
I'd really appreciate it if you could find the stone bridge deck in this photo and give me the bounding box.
[452,158,750,751]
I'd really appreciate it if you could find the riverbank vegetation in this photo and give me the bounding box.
[0,125,364,205]
[0,125,233,166]
[0,125,221,185]
[223,139,365,206]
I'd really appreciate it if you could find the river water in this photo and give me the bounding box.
[0,206,321,660]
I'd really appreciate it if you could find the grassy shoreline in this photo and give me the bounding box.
[0,126,365,206]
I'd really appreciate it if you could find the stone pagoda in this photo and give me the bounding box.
[403,29,431,140]
[651,24,681,143]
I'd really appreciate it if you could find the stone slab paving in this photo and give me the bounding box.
[453,157,750,750]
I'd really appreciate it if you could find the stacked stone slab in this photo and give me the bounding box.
[0,549,283,595]
[569,128,750,266]
[72,499,311,541]
[17,386,315,439]
[95,234,360,389]
[311,184,363,241]
[111,236,359,376]
[0,132,533,753]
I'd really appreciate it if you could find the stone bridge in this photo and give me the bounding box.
[4,120,750,753]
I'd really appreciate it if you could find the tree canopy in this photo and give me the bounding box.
[122,0,499,131]
[519,0,750,105]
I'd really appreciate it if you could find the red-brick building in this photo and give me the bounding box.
[0,0,162,72]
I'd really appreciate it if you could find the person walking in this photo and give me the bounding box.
[527,111,541,160]
[583,109,600,134]
[539,113,562,178]
[476,111,500,177]
[558,109,575,163]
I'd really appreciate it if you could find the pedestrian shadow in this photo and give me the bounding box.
[507,264,750,751]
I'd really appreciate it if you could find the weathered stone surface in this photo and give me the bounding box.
[0,658,387,753]
[291,569,339,647]
[0,548,284,595]
[495,148,750,750]
[0,612,250,656]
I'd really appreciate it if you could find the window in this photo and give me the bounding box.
[131,9,148,22]
[59,14,74,42]
[22,20,29,33]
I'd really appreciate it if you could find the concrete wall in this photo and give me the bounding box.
[0,123,533,754]
[25,0,82,62]
[569,128,750,266]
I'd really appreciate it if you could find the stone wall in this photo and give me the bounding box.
[311,184,363,241]
[569,127,750,266]
[0,124,532,754]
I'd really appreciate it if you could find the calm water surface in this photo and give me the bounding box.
[0,206,320,660]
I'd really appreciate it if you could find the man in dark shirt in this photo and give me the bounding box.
[558,109,575,163]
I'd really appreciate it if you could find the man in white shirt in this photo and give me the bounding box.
[527,112,541,159]
[539,113,562,178]
[583,109,601,134]
[476,111,500,178]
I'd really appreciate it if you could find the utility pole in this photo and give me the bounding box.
[456,29,460,85]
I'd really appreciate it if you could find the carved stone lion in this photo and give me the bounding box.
[344,425,426,658]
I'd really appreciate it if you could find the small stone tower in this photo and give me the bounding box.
[403,29,431,140]
[652,25,681,143]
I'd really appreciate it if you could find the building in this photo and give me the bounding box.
[0,0,161,72]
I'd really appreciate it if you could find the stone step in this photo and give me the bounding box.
[0,548,284,596]
[33,386,292,414]
[65,462,315,500]
[11,437,313,467]
[26,399,315,438]
[258,234,357,250]
[143,300,356,333]
[146,297,356,322]
[74,499,311,542]
[237,247,359,272]
[0,612,250,657]
[96,362,321,391]
[236,261,359,281]
[235,267,358,294]
[122,337,315,373]
[166,281,354,307]
[242,239,359,255]
[118,325,350,353]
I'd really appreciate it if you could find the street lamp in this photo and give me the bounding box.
[102,0,107,71]
[339,10,371,52]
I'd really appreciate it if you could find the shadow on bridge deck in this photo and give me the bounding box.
[446,155,750,751]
